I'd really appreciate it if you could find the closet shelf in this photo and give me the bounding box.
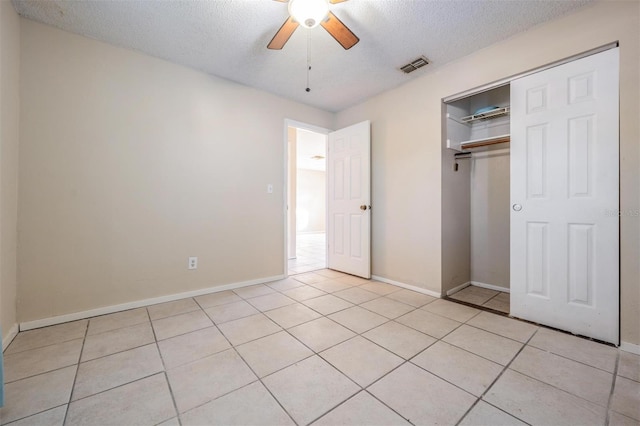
[449,106,510,125]
[460,134,510,150]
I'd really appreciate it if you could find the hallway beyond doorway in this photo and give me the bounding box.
[288,233,326,275]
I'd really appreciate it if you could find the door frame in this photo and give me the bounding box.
[443,42,617,104]
[283,119,331,277]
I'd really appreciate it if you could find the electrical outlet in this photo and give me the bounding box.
[188,256,198,270]
[267,184,273,194]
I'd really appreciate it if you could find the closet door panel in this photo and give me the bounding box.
[525,124,548,199]
[510,48,619,344]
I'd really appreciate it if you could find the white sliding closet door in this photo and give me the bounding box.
[510,48,619,344]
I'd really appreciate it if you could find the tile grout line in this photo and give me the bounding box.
[5,312,185,423]
[275,312,378,425]
[53,292,504,424]
[82,317,149,338]
[364,388,419,426]
[260,276,392,333]
[306,300,451,425]
[437,324,537,367]
[229,345,301,426]
[604,351,621,426]
[303,391,362,425]
[73,325,157,365]
[524,342,619,375]
[458,324,620,425]
[172,295,239,423]
[61,319,90,425]
[224,277,410,425]
[367,322,474,404]
[258,278,359,418]
[358,359,419,425]
[445,294,510,317]
[145,307,182,426]
[388,310,516,423]
[1,340,86,385]
[181,300,302,426]
[309,329,416,425]
[485,364,613,423]
[0,404,68,425]
[450,293,619,350]
[447,312,541,345]
[357,322,433,360]
[2,334,83,357]
[6,275,630,426]
[448,299,621,375]
[408,325,520,372]
[28,326,172,420]
[452,326,539,426]
[1,278,383,425]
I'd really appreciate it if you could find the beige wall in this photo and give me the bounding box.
[470,151,510,290]
[17,20,333,323]
[0,0,20,343]
[10,1,640,346]
[296,169,326,234]
[335,1,640,345]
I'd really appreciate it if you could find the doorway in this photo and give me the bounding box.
[287,125,328,275]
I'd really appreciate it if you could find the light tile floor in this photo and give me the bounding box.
[450,285,510,313]
[1,271,639,426]
[288,233,326,275]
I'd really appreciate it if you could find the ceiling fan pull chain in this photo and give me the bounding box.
[306,30,311,93]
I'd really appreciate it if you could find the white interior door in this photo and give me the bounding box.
[510,48,619,344]
[327,121,371,278]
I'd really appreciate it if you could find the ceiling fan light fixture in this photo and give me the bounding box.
[288,0,329,29]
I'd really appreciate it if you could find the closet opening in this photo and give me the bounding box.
[441,84,511,314]
[441,46,620,344]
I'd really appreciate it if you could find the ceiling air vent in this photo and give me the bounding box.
[400,56,429,74]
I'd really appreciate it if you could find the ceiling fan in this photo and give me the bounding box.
[267,0,359,50]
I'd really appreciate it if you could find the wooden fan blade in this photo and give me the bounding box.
[329,0,348,3]
[320,12,359,50]
[267,17,299,50]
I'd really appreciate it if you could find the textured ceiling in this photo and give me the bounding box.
[12,0,592,112]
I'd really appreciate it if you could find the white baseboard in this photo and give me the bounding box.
[19,274,286,332]
[471,281,510,293]
[2,323,19,352]
[620,341,640,355]
[16,272,637,354]
[372,275,441,298]
[446,281,471,296]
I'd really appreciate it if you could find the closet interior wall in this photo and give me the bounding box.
[441,103,471,295]
[442,85,511,295]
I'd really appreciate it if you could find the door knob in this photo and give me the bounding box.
[360,205,370,211]
[512,204,522,212]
